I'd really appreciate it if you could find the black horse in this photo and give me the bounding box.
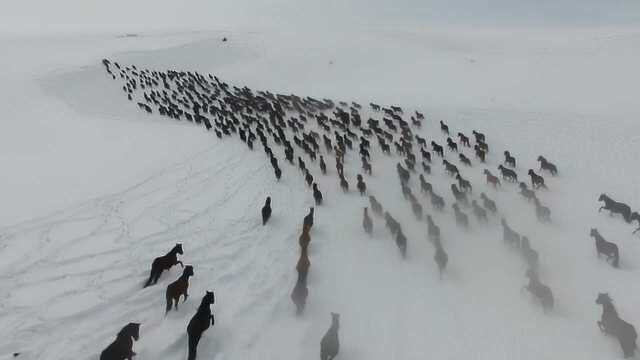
[598,194,632,223]
[596,293,637,358]
[434,240,448,279]
[144,244,184,287]
[537,156,558,176]
[187,291,215,360]
[590,228,619,268]
[261,197,272,225]
[100,323,140,360]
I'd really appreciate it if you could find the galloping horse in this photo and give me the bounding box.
[596,293,637,358]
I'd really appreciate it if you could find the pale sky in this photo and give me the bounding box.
[2,0,639,34]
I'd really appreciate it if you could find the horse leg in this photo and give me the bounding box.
[188,332,201,360]
[152,269,162,285]
[598,320,605,332]
[165,294,172,314]
[145,268,157,287]
[178,261,184,268]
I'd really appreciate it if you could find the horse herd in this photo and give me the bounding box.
[97,59,637,359]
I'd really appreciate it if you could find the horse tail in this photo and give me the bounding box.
[188,332,201,360]
[144,272,154,288]
[613,248,620,268]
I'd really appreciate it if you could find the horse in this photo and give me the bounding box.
[524,270,553,313]
[296,244,310,280]
[369,196,383,216]
[471,200,488,222]
[187,291,215,360]
[501,218,520,247]
[537,156,558,176]
[527,169,547,189]
[452,203,469,229]
[434,242,448,279]
[443,160,459,176]
[480,193,497,213]
[430,192,445,211]
[100,323,140,360]
[426,215,441,243]
[363,207,373,235]
[451,184,468,207]
[320,313,340,360]
[313,183,323,205]
[166,265,194,314]
[303,207,314,231]
[291,273,309,316]
[483,169,501,188]
[144,244,184,287]
[440,120,449,135]
[533,197,551,223]
[457,132,470,147]
[299,227,311,249]
[396,229,408,258]
[596,293,637,358]
[520,237,539,270]
[318,155,327,175]
[472,130,485,143]
[356,174,367,196]
[498,165,517,182]
[519,182,537,202]
[419,174,432,194]
[598,194,632,223]
[456,173,472,193]
[503,151,516,168]
[261,197,272,225]
[590,228,619,268]
[459,153,471,166]
[410,198,423,220]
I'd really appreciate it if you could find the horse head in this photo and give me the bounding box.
[204,291,215,305]
[590,228,598,237]
[537,155,545,162]
[598,193,607,202]
[118,323,140,341]
[174,243,184,255]
[500,218,507,227]
[521,236,530,248]
[596,292,612,305]
[331,312,340,326]
[184,265,194,277]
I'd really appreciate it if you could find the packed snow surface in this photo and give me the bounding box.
[0,27,640,360]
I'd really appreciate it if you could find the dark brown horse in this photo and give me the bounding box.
[144,244,184,287]
[100,323,140,360]
[165,265,194,314]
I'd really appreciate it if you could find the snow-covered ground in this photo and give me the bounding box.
[1,24,640,360]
